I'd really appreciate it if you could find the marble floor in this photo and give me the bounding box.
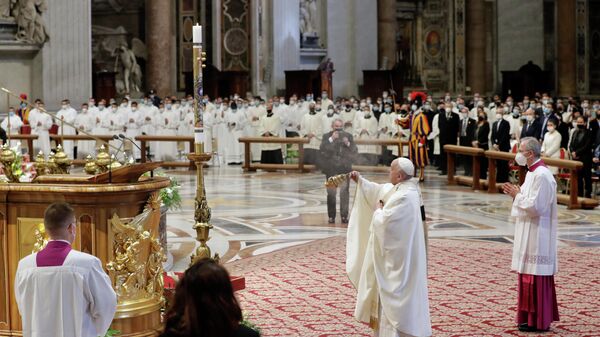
[163,166,600,272]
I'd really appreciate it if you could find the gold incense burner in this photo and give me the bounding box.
[324,173,350,188]
[53,145,71,174]
[0,144,18,183]
[34,152,46,176]
[95,145,111,172]
[84,155,98,175]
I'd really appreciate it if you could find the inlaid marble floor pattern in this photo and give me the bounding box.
[164,166,600,272]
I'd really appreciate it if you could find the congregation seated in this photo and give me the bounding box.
[160,258,259,337]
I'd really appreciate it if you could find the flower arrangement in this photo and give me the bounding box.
[103,328,120,337]
[143,170,182,210]
[0,143,35,183]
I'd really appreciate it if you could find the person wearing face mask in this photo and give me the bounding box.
[540,119,562,175]
[138,97,160,156]
[507,107,522,148]
[438,103,460,175]
[1,107,24,147]
[569,116,593,198]
[502,137,559,333]
[472,112,490,179]
[124,101,142,160]
[244,97,266,162]
[258,103,283,165]
[222,101,246,165]
[28,101,53,157]
[354,106,379,165]
[320,119,357,224]
[539,103,557,141]
[321,105,337,132]
[491,109,511,182]
[320,91,333,113]
[340,104,356,134]
[426,105,441,168]
[56,99,78,157]
[73,103,94,159]
[155,99,181,161]
[520,108,542,141]
[458,107,477,175]
[378,103,399,165]
[300,102,323,165]
[398,92,430,181]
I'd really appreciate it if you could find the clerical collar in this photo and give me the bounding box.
[49,239,72,245]
[528,158,546,172]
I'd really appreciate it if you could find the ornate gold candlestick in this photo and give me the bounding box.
[189,24,217,265]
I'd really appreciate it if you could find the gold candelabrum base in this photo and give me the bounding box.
[187,145,218,265]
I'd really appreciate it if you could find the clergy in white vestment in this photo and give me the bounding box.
[378,104,400,163]
[321,105,338,134]
[354,107,380,166]
[340,105,356,134]
[223,102,246,164]
[347,158,432,337]
[28,102,53,158]
[140,98,159,155]
[92,100,109,135]
[74,104,94,159]
[283,98,303,137]
[15,202,117,337]
[214,101,228,164]
[245,99,266,161]
[108,102,126,151]
[505,109,522,148]
[258,104,283,164]
[56,99,78,157]
[502,137,559,333]
[1,107,24,147]
[320,91,334,114]
[299,103,323,165]
[155,101,180,161]
[125,102,143,159]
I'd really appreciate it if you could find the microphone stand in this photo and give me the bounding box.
[109,135,126,184]
[119,134,154,178]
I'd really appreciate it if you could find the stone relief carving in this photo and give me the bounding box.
[0,0,48,44]
[300,0,318,37]
[92,25,146,95]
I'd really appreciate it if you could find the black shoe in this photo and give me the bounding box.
[341,217,348,224]
[328,217,335,224]
[518,324,537,332]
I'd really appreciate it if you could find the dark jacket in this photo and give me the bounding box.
[0,127,6,145]
[475,122,490,149]
[438,110,460,145]
[319,130,358,176]
[459,118,477,146]
[569,127,593,162]
[160,325,259,337]
[492,119,511,151]
[521,118,542,140]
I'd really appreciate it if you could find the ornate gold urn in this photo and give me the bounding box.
[84,154,98,175]
[0,144,18,183]
[95,145,111,172]
[33,151,46,176]
[53,145,71,174]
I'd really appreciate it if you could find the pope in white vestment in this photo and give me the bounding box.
[347,158,432,337]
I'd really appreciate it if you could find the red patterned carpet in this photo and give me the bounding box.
[225,237,600,337]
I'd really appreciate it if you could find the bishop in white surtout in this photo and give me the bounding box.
[347,158,432,337]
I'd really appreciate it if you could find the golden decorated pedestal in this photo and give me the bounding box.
[0,173,170,337]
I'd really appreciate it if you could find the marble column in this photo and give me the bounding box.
[146,0,173,96]
[466,0,485,94]
[557,0,576,96]
[41,0,92,109]
[377,0,396,69]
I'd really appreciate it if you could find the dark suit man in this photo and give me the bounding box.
[492,117,511,182]
[458,110,477,175]
[521,109,542,140]
[570,117,593,198]
[320,119,358,224]
[0,127,7,145]
[438,106,460,174]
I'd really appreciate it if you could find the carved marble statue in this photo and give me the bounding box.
[300,0,319,37]
[13,0,48,44]
[307,0,318,36]
[299,1,310,36]
[113,41,145,94]
[0,0,17,19]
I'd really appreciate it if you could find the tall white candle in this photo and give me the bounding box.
[193,24,202,44]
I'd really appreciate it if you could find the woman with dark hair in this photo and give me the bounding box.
[473,108,490,179]
[160,259,259,337]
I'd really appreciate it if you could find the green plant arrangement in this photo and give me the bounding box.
[143,170,182,210]
[102,328,120,337]
[241,313,261,335]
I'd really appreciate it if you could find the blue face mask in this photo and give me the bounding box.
[9,111,15,116]
[384,108,392,113]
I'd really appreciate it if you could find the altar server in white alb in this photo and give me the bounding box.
[347,158,432,337]
[56,99,78,157]
[15,202,117,337]
[1,107,23,147]
[258,103,283,164]
[503,137,559,333]
[28,101,53,158]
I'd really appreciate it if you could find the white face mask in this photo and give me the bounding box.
[526,115,534,122]
[61,104,68,109]
[515,152,528,166]
[547,126,555,132]
[496,114,503,120]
